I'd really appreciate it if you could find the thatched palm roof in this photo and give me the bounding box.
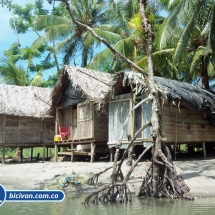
[51,66,113,107]
[51,65,215,124]
[113,71,215,125]
[0,84,52,118]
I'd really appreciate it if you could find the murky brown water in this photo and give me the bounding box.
[0,194,215,215]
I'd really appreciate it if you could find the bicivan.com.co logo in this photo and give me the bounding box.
[0,184,65,206]
[0,184,6,206]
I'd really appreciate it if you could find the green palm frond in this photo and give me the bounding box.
[128,13,143,37]
[30,70,43,86]
[173,13,196,63]
[71,0,85,20]
[54,35,76,53]
[87,34,136,70]
[33,15,72,30]
[117,0,139,20]
[190,46,212,75]
[87,47,113,70]
[209,3,215,50]
[44,24,73,40]
[168,0,180,10]
[136,48,174,67]
[32,23,73,49]
[83,25,122,48]
[31,1,121,68]
[61,38,82,64]
[114,37,135,58]
[32,15,73,49]
[158,1,185,49]
[136,48,179,78]
[0,61,27,86]
[95,29,122,43]
[110,0,137,35]
[207,63,215,79]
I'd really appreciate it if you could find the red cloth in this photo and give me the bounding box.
[60,127,70,137]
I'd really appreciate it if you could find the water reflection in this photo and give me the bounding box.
[0,195,214,215]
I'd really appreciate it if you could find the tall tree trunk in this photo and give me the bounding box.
[139,0,162,196]
[200,57,209,89]
[60,0,194,202]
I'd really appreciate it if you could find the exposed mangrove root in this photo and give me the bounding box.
[137,146,194,200]
[84,182,132,204]
[84,145,152,204]
[87,164,125,186]
[88,166,113,186]
[85,139,194,204]
[84,94,193,203]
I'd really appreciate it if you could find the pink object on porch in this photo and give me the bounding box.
[60,127,70,138]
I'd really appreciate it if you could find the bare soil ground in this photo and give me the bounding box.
[1,156,215,198]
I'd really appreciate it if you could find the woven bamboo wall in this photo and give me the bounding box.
[1,114,54,146]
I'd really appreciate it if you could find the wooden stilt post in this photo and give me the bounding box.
[46,147,49,160]
[2,144,5,164]
[20,147,23,163]
[90,142,96,163]
[43,145,45,162]
[30,147,33,162]
[54,144,58,162]
[202,142,207,159]
[174,143,177,161]
[71,144,74,162]
[110,147,113,162]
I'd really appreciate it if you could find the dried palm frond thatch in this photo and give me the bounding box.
[0,84,52,118]
[51,66,113,108]
[112,71,215,125]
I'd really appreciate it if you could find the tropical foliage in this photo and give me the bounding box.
[0,42,56,86]
[33,0,122,67]
[159,0,215,88]
[1,0,215,89]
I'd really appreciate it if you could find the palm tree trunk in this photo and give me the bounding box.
[82,48,88,67]
[52,40,61,77]
[200,57,209,89]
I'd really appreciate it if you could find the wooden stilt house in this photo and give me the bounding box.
[0,84,55,163]
[50,66,112,162]
[108,71,215,159]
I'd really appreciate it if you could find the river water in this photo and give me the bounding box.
[0,194,215,215]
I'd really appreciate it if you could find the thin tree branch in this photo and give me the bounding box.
[60,0,147,76]
[11,6,21,46]
[117,121,151,172]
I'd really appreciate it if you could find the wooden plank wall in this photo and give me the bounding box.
[61,108,74,140]
[77,102,93,139]
[62,102,108,142]
[108,94,131,142]
[94,109,108,142]
[161,104,215,143]
[4,115,55,145]
[72,109,77,139]
[109,93,153,143]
